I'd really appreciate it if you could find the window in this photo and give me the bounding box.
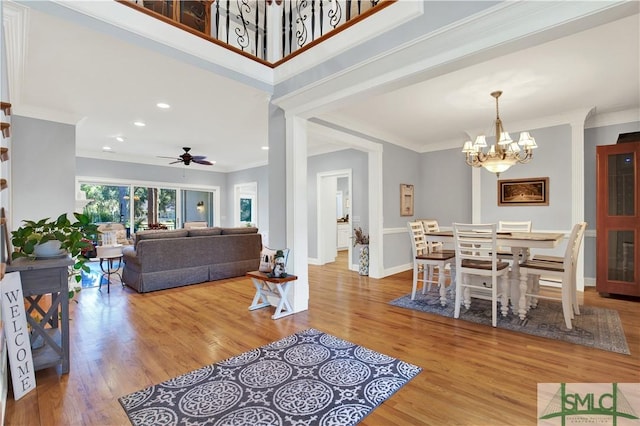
[79,178,220,232]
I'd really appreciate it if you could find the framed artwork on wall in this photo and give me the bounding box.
[498,177,549,206]
[400,184,414,216]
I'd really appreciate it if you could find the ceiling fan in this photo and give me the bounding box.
[160,147,215,166]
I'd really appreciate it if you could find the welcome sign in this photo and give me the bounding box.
[1,272,36,399]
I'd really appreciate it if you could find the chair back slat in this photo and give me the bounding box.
[453,223,499,268]
[407,221,428,257]
[498,221,532,232]
[418,219,444,253]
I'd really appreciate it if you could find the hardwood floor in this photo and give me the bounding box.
[5,251,639,425]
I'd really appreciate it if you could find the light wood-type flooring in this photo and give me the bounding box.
[5,252,639,425]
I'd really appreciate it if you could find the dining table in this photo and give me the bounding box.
[424,230,566,316]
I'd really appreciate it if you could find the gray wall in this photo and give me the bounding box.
[77,156,226,187]
[226,165,269,232]
[418,147,472,227]
[268,104,286,249]
[307,149,368,260]
[480,124,573,230]
[12,116,76,231]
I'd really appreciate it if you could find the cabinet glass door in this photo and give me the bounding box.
[607,152,635,216]
[597,141,640,295]
[606,152,636,282]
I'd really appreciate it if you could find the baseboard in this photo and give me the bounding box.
[382,263,412,278]
[307,257,320,265]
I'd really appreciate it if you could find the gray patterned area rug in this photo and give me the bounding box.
[119,328,422,425]
[390,290,630,355]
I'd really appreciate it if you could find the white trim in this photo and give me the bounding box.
[305,121,384,278]
[273,1,424,84]
[383,227,407,235]
[383,263,413,277]
[569,109,592,292]
[286,115,310,314]
[316,169,353,267]
[585,108,640,129]
[273,1,632,117]
[77,175,220,192]
[2,1,30,108]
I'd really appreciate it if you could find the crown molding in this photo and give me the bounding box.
[2,1,30,105]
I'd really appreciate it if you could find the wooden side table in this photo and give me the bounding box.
[246,271,298,319]
[6,256,73,374]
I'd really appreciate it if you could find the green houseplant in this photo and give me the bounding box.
[11,213,99,296]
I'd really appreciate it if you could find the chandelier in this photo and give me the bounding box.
[462,90,537,176]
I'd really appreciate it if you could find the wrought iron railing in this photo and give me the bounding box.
[121,0,390,64]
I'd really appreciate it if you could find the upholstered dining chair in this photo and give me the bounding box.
[453,223,511,327]
[517,222,587,330]
[407,221,455,306]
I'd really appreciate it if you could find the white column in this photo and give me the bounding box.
[569,108,594,291]
[266,1,284,63]
[285,113,309,313]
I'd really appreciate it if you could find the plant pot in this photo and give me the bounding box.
[34,240,64,258]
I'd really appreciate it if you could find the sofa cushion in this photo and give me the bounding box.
[135,229,189,247]
[221,227,258,235]
[188,227,223,237]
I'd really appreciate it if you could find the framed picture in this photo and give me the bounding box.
[498,177,549,206]
[400,184,414,216]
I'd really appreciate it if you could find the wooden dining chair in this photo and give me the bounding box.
[517,222,587,329]
[453,223,511,327]
[407,221,455,306]
[497,220,532,261]
[419,219,444,253]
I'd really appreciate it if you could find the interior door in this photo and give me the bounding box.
[596,142,640,296]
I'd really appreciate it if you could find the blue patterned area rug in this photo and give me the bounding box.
[390,290,630,355]
[119,328,421,425]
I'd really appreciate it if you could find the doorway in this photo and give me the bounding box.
[317,169,352,269]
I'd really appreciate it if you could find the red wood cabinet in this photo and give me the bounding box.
[596,139,640,296]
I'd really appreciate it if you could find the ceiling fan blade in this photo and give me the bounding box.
[158,155,180,160]
[191,155,207,160]
[193,159,214,165]
[169,160,183,164]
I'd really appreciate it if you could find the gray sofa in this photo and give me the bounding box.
[122,227,261,293]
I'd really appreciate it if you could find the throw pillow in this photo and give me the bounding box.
[258,247,290,273]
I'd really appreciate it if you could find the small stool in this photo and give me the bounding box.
[246,271,299,319]
[96,245,123,293]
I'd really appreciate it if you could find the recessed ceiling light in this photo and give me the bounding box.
[115,136,124,142]
[102,146,112,151]
[156,102,170,109]
[261,146,269,150]
[133,121,146,127]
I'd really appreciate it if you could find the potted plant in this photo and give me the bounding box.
[353,227,370,276]
[11,213,99,294]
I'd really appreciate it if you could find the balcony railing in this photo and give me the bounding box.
[120,0,391,64]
